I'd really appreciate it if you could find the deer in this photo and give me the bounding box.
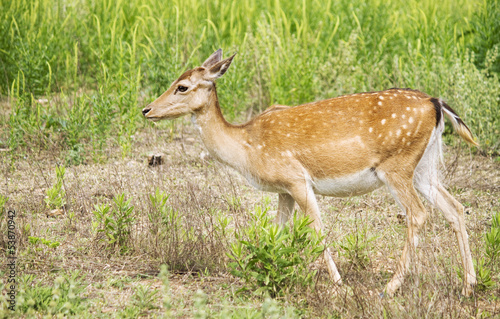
[142,49,478,297]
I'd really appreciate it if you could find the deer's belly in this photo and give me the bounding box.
[245,174,286,193]
[311,168,383,197]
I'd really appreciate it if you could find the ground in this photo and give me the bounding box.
[1,119,499,318]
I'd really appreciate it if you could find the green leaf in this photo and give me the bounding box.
[229,207,321,296]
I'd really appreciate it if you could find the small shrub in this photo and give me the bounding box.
[28,236,61,250]
[0,195,7,250]
[15,272,87,316]
[0,194,7,228]
[44,165,66,210]
[147,188,171,236]
[485,211,500,266]
[459,211,500,291]
[131,283,159,311]
[0,194,7,213]
[193,289,208,319]
[158,265,172,317]
[474,258,495,291]
[338,226,377,270]
[477,211,500,291]
[93,193,135,254]
[228,206,324,297]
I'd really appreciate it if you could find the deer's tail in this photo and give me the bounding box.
[430,98,478,146]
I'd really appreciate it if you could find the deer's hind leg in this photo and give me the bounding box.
[415,177,476,296]
[378,169,429,296]
[413,135,476,296]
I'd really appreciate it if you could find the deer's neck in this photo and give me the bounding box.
[192,87,248,171]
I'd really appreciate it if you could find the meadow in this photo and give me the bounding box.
[0,0,499,317]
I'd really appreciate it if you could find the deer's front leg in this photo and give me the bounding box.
[289,182,343,284]
[276,193,295,226]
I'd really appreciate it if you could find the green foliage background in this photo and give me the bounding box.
[0,0,499,157]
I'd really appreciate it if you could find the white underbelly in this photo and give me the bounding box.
[245,174,285,193]
[311,168,383,197]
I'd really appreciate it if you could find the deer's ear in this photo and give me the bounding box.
[202,49,223,68]
[205,53,236,80]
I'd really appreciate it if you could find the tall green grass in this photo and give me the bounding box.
[0,0,498,158]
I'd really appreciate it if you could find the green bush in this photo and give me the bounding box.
[14,272,87,316]
[28,236,61,250]
[485,211,500,264]
[468,0,500,75]
[0,194,7,218]
[482,211,500,290]
[147,188,172,236]
[338,226,377,270]
[44,165,66,210]
[474,258,495,291]
[92,193,135,254]
[459,211,500,291]
[228,205,324,297]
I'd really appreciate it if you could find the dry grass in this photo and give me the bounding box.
[1,119,499,317]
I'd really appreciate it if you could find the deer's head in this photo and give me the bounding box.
[142,49,235,121]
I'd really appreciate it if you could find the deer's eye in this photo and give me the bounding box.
[177,85,188,93]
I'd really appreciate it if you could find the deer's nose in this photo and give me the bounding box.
[142,107,151,116]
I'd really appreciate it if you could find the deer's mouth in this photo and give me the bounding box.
[142,103,191,121]
[143,112,184,121]
[145,116,162,122]
[142,107,167,121]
